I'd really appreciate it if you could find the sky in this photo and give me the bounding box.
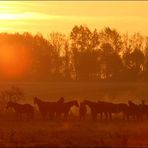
[0,1,148,37]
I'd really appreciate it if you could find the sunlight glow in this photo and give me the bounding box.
[0,1,148,36]
[0,44,31,79]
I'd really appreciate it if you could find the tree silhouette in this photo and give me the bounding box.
[0,26,147,82]
[70,25,100,80]
[123,47,144,81]
[100,43,123,80]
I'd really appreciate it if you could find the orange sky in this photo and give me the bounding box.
[0,1,148,37]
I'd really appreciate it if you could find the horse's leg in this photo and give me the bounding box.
[17,112,21,121]
[50,111,55,120]
[122,112,126,120]
[83,113,86,120]
[110,113,112,120]
[41,111,47,121]
[56,111,62,120]
[64,112,69,121]
[28,112,34,121]
[104,112,108,120]
[122,111,127,120]
[31,111,34,120]
[127,113,130,120]
[100,112,103,120]
[109,112,112,120]
[79,114,82,121]
[16,112,19,120]
[92,112,97,121]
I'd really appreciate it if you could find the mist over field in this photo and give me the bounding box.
[0,82,148,103]
[1,1,148,147]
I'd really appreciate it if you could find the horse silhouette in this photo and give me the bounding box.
[57,100,79,120]
[97,100,113,120]
[57,97,64,104]
[34,97,64,120]
[128,100,141,120]
[83,100,104,121]
[115,103,129,120]
[98,101,129,120]
[6,101,34,120]
[138,100,148,120]
[79,101,87,120]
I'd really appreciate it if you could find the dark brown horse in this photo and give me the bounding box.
[83,100,104,121]
[79,101,87,120]
[127,100,142,120]
[137,100,148,120]
[98,101,129,120]
[57,100,79,120]
[34,97,64,120]
[6,101,34,120]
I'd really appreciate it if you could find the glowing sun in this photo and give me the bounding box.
[0,44,31,79]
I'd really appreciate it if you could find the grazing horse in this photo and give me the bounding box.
[97,100,114,120]
[98,101,129,120]
[79,101,87,120]
[115,103,129,120]
[138,100,148,120]
[57,100,79,120]
[83,100,104,121]
[128,100,141,120]
[34,97,64,120]
[6,101,34,120]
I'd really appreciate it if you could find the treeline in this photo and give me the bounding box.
[1,25,148,82]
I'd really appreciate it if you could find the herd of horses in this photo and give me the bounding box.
[5,97,148,121]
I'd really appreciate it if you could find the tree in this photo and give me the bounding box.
[70,25,100,80]
[99,27,123,53]
[100,43,123,80]
[49,32,70,80]
[122,47,145,81]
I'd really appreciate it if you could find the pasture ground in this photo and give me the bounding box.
[0,82,148,147]
[0,119,148,147]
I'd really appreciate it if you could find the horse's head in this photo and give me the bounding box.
[97,100,102,104]
[83,100,89,105]
[80,101,86,108]
[128,100,136,107]
[128,100,132,106]
[34,97,38,104]
[57,97,64,104]
[74,100,79,107]
[83,100,95,105]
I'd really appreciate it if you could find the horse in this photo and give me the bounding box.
[6,101,34,120]
[138,100,148,120]
[98,101,129,120]
[57,100,79,120]
[97,100,114,120]
[83,100,104,121]
[57,97,64,104]
[33,97,64,120]
[115,103,129,120]
[79,101,87,120]
[128,100,141,120]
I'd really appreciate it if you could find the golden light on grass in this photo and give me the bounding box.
[0,44,31,79]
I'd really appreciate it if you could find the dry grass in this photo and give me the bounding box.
[0,119,148,147]
[0,82,148,147]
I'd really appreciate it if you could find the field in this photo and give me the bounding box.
[0,82,148,147]
[1,120,148,147]
[1,82,148,103]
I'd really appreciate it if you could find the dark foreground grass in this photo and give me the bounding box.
[0,82,148,147]
[0,119,148,147]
